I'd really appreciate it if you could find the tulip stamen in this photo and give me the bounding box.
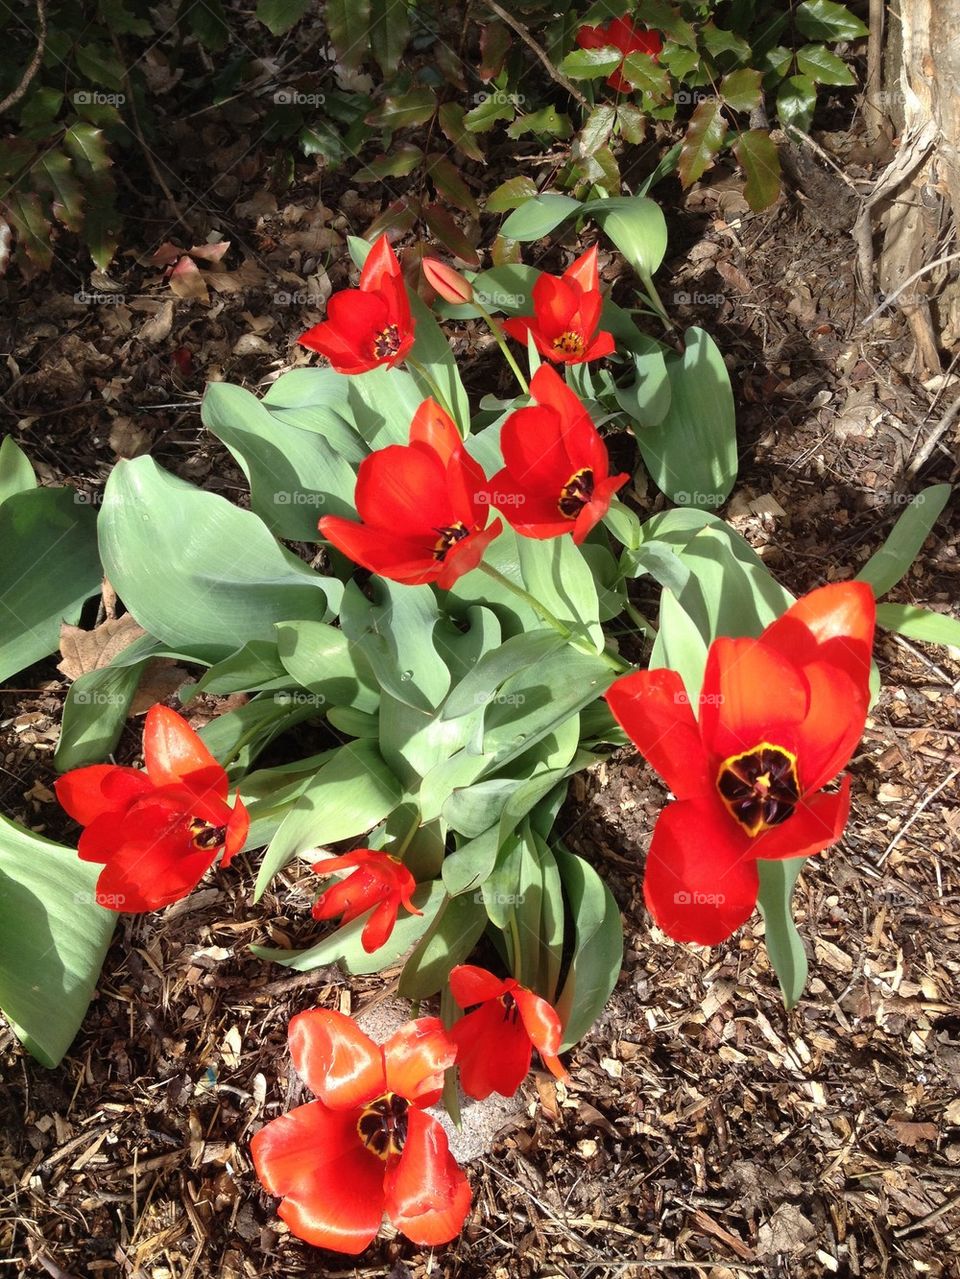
[558,467,595,518]
[372,324,401,359]
[432,521,470,561]
[357,1092,409,1159]
[716,742,800,837]
[553,330,586,356]
[189,817,227,850]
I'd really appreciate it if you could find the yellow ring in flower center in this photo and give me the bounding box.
[372,323,401,359]
[716,741,800,837]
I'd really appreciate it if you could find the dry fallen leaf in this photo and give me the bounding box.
[58,615,147,681]
[129,660,194,715]
[139,299,175,344]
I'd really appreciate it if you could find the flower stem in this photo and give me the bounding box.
[479,561,631,673]
[472,300,530,395]
[639,270,675,333]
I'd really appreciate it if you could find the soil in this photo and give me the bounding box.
[2,67,960,1279]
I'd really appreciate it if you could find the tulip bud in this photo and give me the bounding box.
[422,257,474,305]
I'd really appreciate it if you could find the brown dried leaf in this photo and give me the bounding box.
[58,615,147,681]
[139,300,175,344]
[129,660,193,716]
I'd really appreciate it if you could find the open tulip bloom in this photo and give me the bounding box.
[605,582,876,945]
[318,397,502,586]
[311,849,421,952]
[490,365,629,543]
[251,1009,470,1253]
[298,234,415,374]
[502,246,615,365]
[576,16,663,92]
[449,965,568,1099]
[54,705,248,912]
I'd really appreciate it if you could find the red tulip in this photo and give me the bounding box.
[251,1009,470,1253]
[448,965,568,1099]
[54,705,249,912]
[298,234,415,374]
[422,256,474,304]
[318,397,502,587]
[502,247,614,365]
[605,582,876,946]
[311,849,421,952]
[576,16,663,93]
[489,365,628,543]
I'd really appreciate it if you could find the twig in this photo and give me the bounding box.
[893,1190,960,1238]
[0,0,46,115]
[905,393,960,480]
[34,1255,81,1279]
[879,766,960,866]
[483,0,590,110]
[860,249,960,325]
[782,123,862,192]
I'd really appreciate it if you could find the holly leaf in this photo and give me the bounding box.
[678,97,728,188]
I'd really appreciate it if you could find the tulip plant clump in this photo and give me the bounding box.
[0,193,953,1254]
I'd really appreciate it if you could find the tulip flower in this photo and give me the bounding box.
[489,365,628,543]
[298,234,415,374]
[251,1009,470,1253]
[54,705,249,912]
[311,849,421,952]
[605,582,876,946]
[502,246,614,365]
[576,16,663,93]
[448,965,568,1099]
[422,256,474,305]
[319,397,502,587]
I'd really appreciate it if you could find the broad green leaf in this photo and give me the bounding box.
[356,146,424,181]
[678,98,728,188]
[796,43,857,85]
[602,498,642,551]
[0,437,37,504]
[636,0,697,46]
[856,485,951,596]
[441,630,566,720]
[398,892,487,998]
[0,816,116,1067]
[720,68,763,112]
[75,42,126,90]
[621,52,671,101]
[795,0,868,41]
[190,641,289,697]
[259,369,366,462]
[559,46,623,79]
[98,458,340,653]
[326,0,371,67]
[553,845,623,1049]
[0,488,100,682]
[463,92,515,134]
[437,102,485,161]
[517,536,603,651]
[251,880,445,973]
[3,192,53,270]
[63,123,120,270]
[370,0,410,76]
[757,857,808,1009]
[501,194,582,241]
[650,586,709,705]
[256,0,311,34]
[485,176,539,214]
[614,346,672,426]
[777,74,817,133]
[201,381,358,537]
[592,196,668,277]
[426,153,478,215]
[369,88,435,130]
[699,20,751,62]
[734,129,782,211]
[875,603,960,650]
[407,291,471,430]
[254,740,403,897]
[276,619,380,711]
[507,107,573,141]
[634,327,737,506]
[35,151,84,233]
[442,827,500,897]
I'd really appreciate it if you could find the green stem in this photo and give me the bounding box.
[472,300,530,394]
[479,561,631,673]
[639,270,675,333]
[406,354,455,419]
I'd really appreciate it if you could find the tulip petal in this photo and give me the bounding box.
[449,1000,533,1099]
[605,669,712,799]
[409,398,462,465]
[449,964,513,1007]
[142,705,226,793]
[563,245,600,294]
[359,233,401,291]
[318,516,439,584]
[751,776,851,861]
[88,819,218,912]
[384,1017,456,1105]
[289,1008,385,1108]
[383,1109,471,1246]
[513,987,563,1058]
[221,797,249,866]
[762,580,875,693]
[54,764,152,826]
[699,637,808,763]
[795,660,869,793]
[436,520,502,588]
[251,1101,385,1255]
[354,443,452,534]
[531,275,579,336]
[643,796,759,945]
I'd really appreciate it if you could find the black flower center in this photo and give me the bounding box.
[553,330,586,356]
[716,742,800,837]
[500,992,520,1025]
[372,324,401,359]
[432,521,470,561]
[189,817,227,850]
[558,468,595,519]
[357,1092,409,1159]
